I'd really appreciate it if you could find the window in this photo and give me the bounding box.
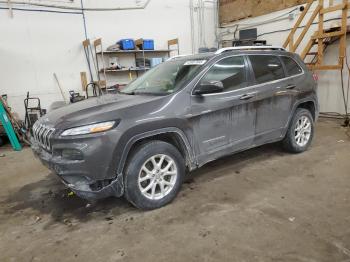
[121,59,205,95]
[281,56,303,76]
[200,56,247,92]
[249,55,285,84]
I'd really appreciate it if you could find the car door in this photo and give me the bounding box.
[247,54,297,144]
[189,55,257,165]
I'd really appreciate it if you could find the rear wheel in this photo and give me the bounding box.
[283,108,314,153]
[124,141,185,210]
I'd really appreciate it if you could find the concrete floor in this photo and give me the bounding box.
[0,119,350,262]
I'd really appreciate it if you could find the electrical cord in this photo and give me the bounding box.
[343,47,350,126]
[320,47,350,128]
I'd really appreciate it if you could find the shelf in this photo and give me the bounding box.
[97,49,172,55]
[101,68,150,73]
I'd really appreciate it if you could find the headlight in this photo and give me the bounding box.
[61,121,116,136]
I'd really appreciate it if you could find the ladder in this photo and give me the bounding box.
[283,0,349,70]
[0,99,22,151]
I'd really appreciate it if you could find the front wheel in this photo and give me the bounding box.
[283,108,314,153]
[124,141,185,210]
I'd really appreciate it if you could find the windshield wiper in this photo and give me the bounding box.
[118,91,135,95]
[134,91,168,96]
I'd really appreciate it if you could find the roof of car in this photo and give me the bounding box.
[169,53,215,61]
[169,46,293,62]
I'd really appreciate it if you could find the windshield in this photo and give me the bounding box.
[120,59,207,95]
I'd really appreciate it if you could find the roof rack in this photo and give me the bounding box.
[215,46,286,54]
[166,54,192,61]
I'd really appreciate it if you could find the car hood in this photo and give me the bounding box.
[39,94,164,129]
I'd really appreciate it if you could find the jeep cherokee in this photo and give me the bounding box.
[31,46,318,209]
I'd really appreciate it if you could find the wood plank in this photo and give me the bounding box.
[308,64,343,70]
[317,0,324,66]
[283,0,313,49]
[293,5,322,52]
[93,38,102,47]
[301,38,315,60]
[311,30,346,39]
[82,39,90,47]
[135,38,144,47]
[80,72,88,91]
[339,0,348,61]
[320,3,346,14]
[94,80,106,89]
[96,50,171,55]
[167,38,179,46]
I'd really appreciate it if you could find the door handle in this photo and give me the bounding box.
[240,93,256,100]
[285,84,296,90]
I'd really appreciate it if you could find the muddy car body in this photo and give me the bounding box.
[31,47,318,209]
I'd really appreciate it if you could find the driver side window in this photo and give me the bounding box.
[201,56,247,92]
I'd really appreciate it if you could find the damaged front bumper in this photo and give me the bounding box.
[31,138,124,201]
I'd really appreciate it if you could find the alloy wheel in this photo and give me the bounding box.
[294,115,312,147]
[138,154,178,200]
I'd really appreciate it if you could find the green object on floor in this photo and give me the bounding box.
[0,100,22,151]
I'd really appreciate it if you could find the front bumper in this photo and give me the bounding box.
[31,137,124,200]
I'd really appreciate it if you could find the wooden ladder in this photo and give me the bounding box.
[283,0,349,70]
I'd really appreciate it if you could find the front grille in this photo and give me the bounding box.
[32,122,55,151]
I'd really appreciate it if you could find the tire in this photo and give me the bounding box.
[124,140,185,210]
[283,108,314,153]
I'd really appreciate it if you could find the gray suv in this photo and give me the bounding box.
[31,47,318,209]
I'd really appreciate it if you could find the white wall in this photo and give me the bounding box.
[219,0,350,114]
[0,0,217,118]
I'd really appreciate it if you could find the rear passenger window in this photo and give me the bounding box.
[201,56,247,92]
[281,56,303,76]
[249,55,285,84]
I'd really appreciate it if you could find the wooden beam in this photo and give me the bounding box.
[167,38,179,46]
[82,39,90,47]
[93,38,102,47]
[311,30,346,39]
[320,3,346,14]
[338,0,348,65]
[283,0,313,49]
[317,0,324,66]
[293,5,322,52]
[301,38,316,60]
[80,72,88,91]
[94,80,106,89]
[289,34,294,51]
[308,64,343,70]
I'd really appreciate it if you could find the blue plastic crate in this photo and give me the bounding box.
[118,39,135,50]
[137,39,154,50]
[143,39,154,50]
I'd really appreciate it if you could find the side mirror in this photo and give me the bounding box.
[193,81,224,95]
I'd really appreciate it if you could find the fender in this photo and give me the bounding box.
[116,127,197,175]
[282,96,318,137]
